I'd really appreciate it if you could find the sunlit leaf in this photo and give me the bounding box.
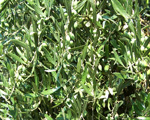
[41,87,61,95]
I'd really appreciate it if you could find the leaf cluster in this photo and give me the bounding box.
[0,0,150,119]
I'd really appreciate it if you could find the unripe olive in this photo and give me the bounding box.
[147,69,150,75]
[85,22,91,27]
[74,21,78,28]
[67,53,71,60]
[98,64,102,71]
[69,32,75,39]
[104,65,109,72]
[70,40,73,45]
[64,13,68,17]
[66,35,70,42]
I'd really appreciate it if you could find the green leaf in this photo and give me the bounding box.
[113,49,125,67]
[51,71,57,80]
[82,42,88,60]
[82,65,88,83]
[44,114,53,120]
[26,0,35,5]
[71,97,81,114]
[126,0,133,15]
[5,39,31,59]
[144,37,150,48]
[111,0,135,33]
[77,57,81,73]
[69,45,85,51]
[41,87,61,95]
[104,44,109,58]
[133,0,138,17]
[136,17,141,38]
[117,80,133,95]
[90,0,96,24]
[118,40,126,54]
[0,89,7,95]
[25,93,38,98]
[110,39,118,48]
[97,37,109,53]
[7,52,25,64]
[128,19,135,35]
[59,5,65,23]
[31,17,38,48]
[136,101,144,111]
[56,66,62,87]
[112,101,123,116]
[16,47,27,62]
[34,69,39,93]
[25,3,35,11]
[137,117,150,120]
[0,43,3,55]
[24,52,37,81]
[0,0,9,13]
[111,0,129,21]
[113,72,124,79]
[42,47,55,65]
[144,48,150,57]
[64,0,71,17]
[34,5,46,17]
[75,0,86,12]
[81,82,92,96]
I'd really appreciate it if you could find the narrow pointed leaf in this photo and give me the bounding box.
[7,53,25,64]
[34,5,46,17]
[144,37,150,48]
[77,57,81,73]
[113,49,125,67]
[82,42,88,60]
[42,47,55,65]
[5,39,30,58]
[111,0,135,33]
[41,87,61,95]
[82,65,88,83]
[81,83,92,96]
[111,0,129,21]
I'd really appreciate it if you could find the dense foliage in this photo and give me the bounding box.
[0,0,150,119]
